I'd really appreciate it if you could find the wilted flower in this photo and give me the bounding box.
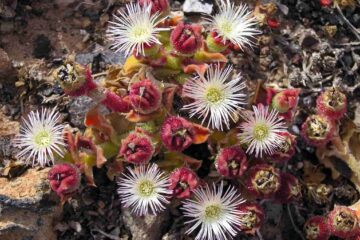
[182,64,247,131]
[301,114,335,147]
[55,62,97,97]
[275,173,302,204]
[327,206,359,238]
[238,202,265,234]
[139,0,170,16]
[246,164,281,199]
[215,145,248,178]
[181,181,245,240]
[161,116,195,152]
[48,163,81,201]
[106,2,168,56]
[13,108,66,167]
[268,132,296,163]
[204,0,260,49]
[170,22,202,55]
[117,164,172,216]
[304,216,330,240]
[119,132,155,164]
[238,104,287,158]
[169,167,199,199]
[129,79,162,114]
[316,88,347,120]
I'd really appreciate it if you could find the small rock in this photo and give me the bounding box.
[122,207,170,240]
[0,168,61,240]
[183,0,213,15]
[68,96,95,129]
[0,21,14,34]
[0,48,16,81]
[33,34,52,59]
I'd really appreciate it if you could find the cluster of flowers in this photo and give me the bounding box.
[12,0,358,239]
[304,206,359,239]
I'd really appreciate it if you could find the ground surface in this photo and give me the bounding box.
[0,0,360,240]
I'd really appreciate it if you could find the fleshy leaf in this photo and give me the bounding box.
[192,123,211,144]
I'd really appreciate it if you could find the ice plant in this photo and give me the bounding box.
[169,167,199,199]
[181,181,245,240]
[304,216,330,240]
[301,114,335,147]
[268,132,296,163]
[119,132,155,164]
[139,0,170,16]
[170,22,202,56]
[161,116,195,152]
[327,206,359,238]
[238,104,287,158]
[48,163,81,201]
[246,164,281,199]
[204,0,260,49]
[13,108,66,167]
[238,203,265,234]
[316,88,347,120]
[129,79,162,114]
[182,64,247,131]
[275,173,302,203]
[106,2,168,56]
[215,145,248,178]
[117,164,171,216]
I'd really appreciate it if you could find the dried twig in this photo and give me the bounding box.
[335,3,360,41]
[287,204,306,240]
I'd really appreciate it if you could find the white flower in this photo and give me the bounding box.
[204,0,260,48]
[117,163,172,216]
[238,104,287,158]
[181,181,245,240]
[13,108,66,167]
[106,2,168,56]
[182,64,247,131]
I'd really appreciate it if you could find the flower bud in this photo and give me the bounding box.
[267,18,280,29]
[328,206,359,238]
[215,145,248,178]
[129,79,162,114]
[161,116,195,152]
[55,62,97,97]
[246,164,281,199]
[139,0,170,16]
[275,173,302,203]
[316,88,347,120]
[238,202,265,234]
[268,88,300,121]
[304,216,330,240]
[170,22,202,56]
[101,90,132,113]
[119,132,155,164]
[269,132,296,163]
[168,167,199,199]
[301,115,335,147]
[320,0,332,7]
[48,164,81,201]
[205,31,230,53]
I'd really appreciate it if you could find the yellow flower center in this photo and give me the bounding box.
[220,21,233,35]
[253,124,270,141]
[206,87,223,103]
[138,180,155,197]
[204,204,222,220]
[34,130,51,147]
[131,25,151,41]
